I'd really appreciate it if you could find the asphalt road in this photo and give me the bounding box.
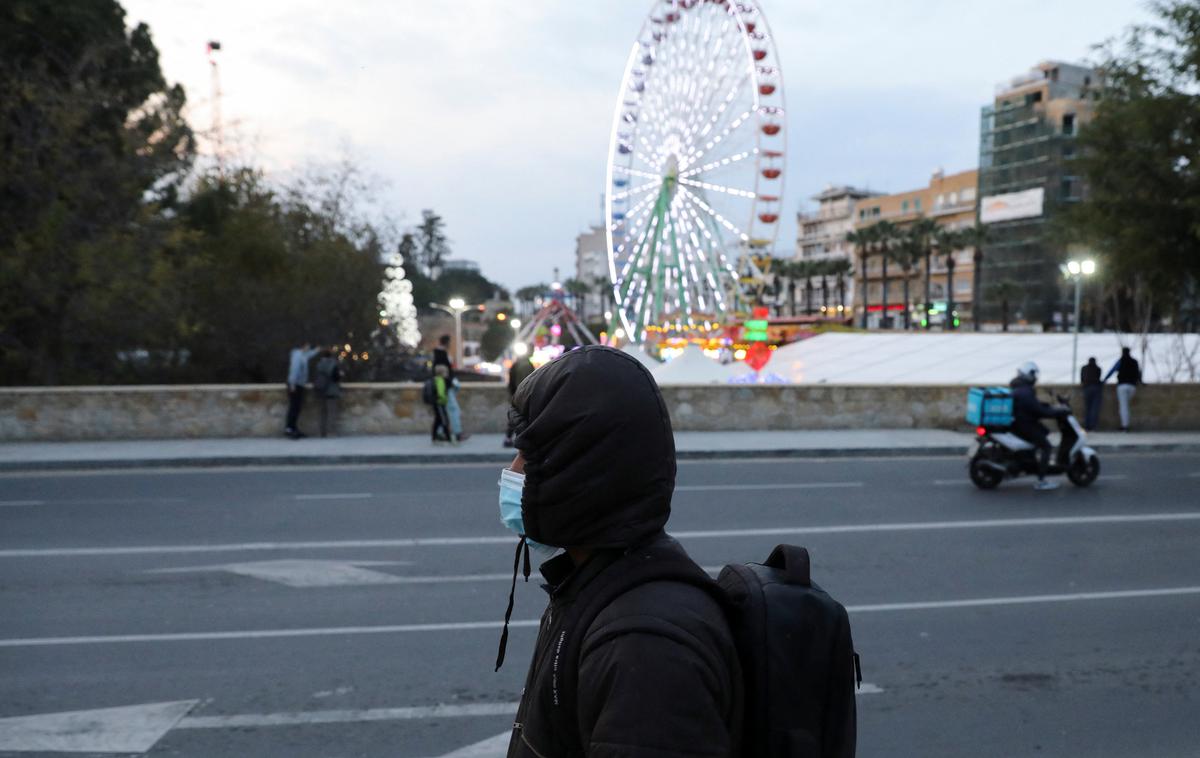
[1,453,1199,757]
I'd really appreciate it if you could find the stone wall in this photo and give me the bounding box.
[2,383,1198,441]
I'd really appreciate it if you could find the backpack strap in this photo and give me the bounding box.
[549,543,723,757]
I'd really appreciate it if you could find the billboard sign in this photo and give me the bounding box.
[980,187,1044,224]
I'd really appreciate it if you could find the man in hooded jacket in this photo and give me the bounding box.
[497,345,741,758]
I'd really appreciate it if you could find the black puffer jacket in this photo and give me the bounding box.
[505,346,740,758]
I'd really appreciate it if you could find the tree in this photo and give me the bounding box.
[479,315,513,362]
[934,228,963,330]
[1058,1,1200,328]
[873,221,900,328]
[415,210,450,277]
[846,226,877,327]
[988,280,1023,332]
[906,216,940,329]
[564,278,591,319]
[0,0,193,383]
[828,259,854,316]
[956,223,989,331]
[891,227,925,330]
[516,284,547,316]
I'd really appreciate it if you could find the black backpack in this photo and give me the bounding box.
[421,377,436,405]
[551,543,860,757]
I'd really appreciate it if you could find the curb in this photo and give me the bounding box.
[1,441,1196,473]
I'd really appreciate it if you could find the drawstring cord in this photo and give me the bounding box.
[495,536,532,671]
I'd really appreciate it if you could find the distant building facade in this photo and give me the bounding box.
[978,60,1098,328]
[575,224,609,323]
[793,185,881,316]
[853,168,980,329]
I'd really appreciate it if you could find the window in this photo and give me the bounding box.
[935,194,944,208]
[962,187,976,202]
[901,200,909,213]
[914,198,922,211]
[956,280,971,292]
[1060,177,1076,199]
[1062,113,1075,135]
[949,191,958,205]
[1063,143,1076,159]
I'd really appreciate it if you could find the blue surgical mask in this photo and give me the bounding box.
[498,468,557,561]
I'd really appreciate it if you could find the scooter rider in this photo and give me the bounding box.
[1010,361,1063,491]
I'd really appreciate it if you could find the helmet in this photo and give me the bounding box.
[1017,361,1040,383]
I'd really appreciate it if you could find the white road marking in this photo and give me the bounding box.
[5,511,1200,558]
[931,480,962,486]
[148,559,412,587]
[675,482,863,491]
[1098,474,1129,481]
[293,492,373,500]
[847,586,1200,613]
[177,702,517,729]
[0,620,540,648]
[3,586,1198,649]
[0,500,43,507]
[0,700,197,753]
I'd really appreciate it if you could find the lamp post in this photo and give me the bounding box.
[1061,258,1096,379]
[430,297,477,368]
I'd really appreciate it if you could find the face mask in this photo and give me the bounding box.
[498,468,557,562]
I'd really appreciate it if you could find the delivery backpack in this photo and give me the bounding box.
[549,542,861,757]
[421,377,437,405]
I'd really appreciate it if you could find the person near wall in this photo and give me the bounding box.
[285,342,320,439]
[503,354,536,448]
[431,364,453,443]
[432,334,454,377]
[1080,356,1103,431]
[1103,347,1142,432]
[313,348,342,438]
[446,373,470,442]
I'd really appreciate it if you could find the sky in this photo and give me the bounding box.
[121,0,1153,292]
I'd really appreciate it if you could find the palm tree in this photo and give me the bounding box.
[906,216,940,329]
[957,223,989,331]
[815,259,832,313]
[935,227,963,329]
[515,284,547,317]
[874,221,900,328]
[891,227,925,330]
[846,226,876,328]
[828,258,854,316]
[563,277,590,319]
[592,277,614,323]
[988,280,1022,332]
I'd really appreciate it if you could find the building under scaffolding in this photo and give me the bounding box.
[978,61,1098,328]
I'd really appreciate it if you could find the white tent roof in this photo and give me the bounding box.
[620,342,661,371]
[652,344,736,385]
[764,332,1200,384]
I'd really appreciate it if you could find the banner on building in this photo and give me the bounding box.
[980,187,1044,224]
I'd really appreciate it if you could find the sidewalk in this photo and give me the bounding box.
[1,430,1197,471]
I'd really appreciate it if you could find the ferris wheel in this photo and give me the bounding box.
[605,0,786,344]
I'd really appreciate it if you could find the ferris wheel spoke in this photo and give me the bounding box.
[610,179,660,201]
[679,186,750,243]
[678,176,757,201]
[679,148,755,179]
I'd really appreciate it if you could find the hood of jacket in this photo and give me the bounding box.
[508,345,674,550]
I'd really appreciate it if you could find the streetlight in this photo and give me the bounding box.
[431,297,476,368]
[1061,257,1097,377]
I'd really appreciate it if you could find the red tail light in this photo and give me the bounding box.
[975,426,987,437]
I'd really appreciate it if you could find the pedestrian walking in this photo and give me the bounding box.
[285,342,319,439]
[430,364,453,443]
[1103,346,1142,432]
[446,374,470,442]
[502,354,535,448]
[1080,356,1103,431]
[495,346,741,756]
[313,348,342,438]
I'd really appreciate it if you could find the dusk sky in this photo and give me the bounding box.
[121,0,1152,292]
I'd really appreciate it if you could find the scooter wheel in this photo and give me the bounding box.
[1067,456,1100,487]
[969,457,1003,490]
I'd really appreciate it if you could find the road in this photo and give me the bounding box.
[2,453,1199,757]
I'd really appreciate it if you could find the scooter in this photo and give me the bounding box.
[968,394,1100,489]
